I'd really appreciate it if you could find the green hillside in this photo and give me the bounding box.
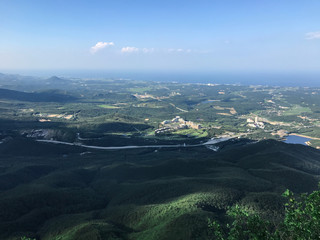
[0,88,77,102]
[0,139,319,240]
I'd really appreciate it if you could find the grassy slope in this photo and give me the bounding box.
[0,139,319,239]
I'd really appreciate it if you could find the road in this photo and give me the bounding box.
[37,137,230,150]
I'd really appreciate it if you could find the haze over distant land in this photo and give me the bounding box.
[1,70,320,87]
[1,0,320,86]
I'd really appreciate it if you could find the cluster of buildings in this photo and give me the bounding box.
[247,117,265,129]
[155,116,202,134]
[167,116,202,129]
[154,127,172,134]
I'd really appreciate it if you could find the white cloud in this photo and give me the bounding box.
[121,46,139,53]
[305,31,320,40]
[91,42,114,53]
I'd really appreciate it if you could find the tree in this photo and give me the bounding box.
[209,183,320,240]
[21,237,36,240]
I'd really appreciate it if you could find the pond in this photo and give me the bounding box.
[284,135,311,146]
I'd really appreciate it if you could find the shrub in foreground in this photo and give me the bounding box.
[210,184,320,240]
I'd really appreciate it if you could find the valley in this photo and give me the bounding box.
[1,73,320,148]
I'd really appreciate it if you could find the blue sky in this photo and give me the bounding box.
[0,0,320,73]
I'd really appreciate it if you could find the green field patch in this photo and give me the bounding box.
[282,105,312,116]
[172,129,208,138]
[128,87,153,93]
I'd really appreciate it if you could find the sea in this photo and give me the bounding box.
[1,69,320,87]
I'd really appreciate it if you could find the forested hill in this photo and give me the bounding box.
[0,88,77,102]
[0,138,320,239]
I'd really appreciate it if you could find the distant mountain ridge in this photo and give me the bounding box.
[0,73,75,91]
[0,88,77,102]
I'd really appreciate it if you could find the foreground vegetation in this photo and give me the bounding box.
[19,182,320,239]
[0,138,318,240]
[210,185,320,240]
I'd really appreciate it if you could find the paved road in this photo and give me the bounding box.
[37,137,230,150]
